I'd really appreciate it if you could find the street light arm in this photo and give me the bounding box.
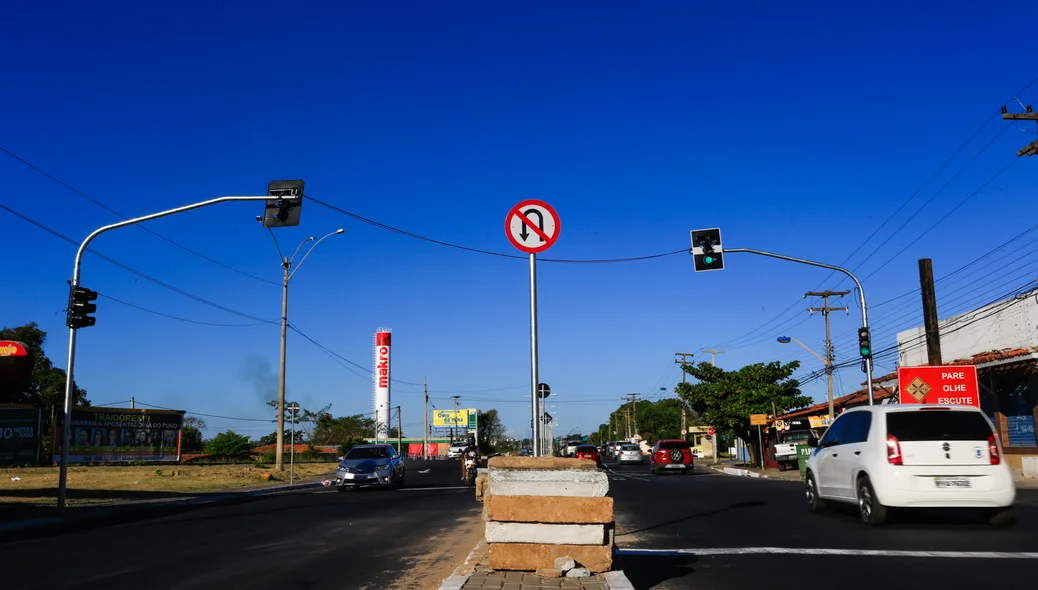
[266,227,287,265]
[289,236,315,266]
[789,336,828,365]
[288,229,343,281]
[724,246,874,405]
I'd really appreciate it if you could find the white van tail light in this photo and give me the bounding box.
[886,433,903,466]
[988,434,1001,465]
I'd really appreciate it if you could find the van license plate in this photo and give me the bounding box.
[934,477,970,488]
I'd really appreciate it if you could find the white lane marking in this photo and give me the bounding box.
[616,547,1038,559]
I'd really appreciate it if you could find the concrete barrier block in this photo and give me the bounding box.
[475,473,489,501]
[488,469,608,497]
[1022,456,1038,478]
[487,456,599,471]
[485,522,608,545]
[484,495,613,523]
[489,542,613,573]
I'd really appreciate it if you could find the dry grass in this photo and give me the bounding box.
[0,463,336,506]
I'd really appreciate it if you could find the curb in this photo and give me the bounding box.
[602,570,636,590]
[0,480,324,543]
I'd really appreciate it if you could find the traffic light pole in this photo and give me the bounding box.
[722,247,874,406]
[57,195,273,509]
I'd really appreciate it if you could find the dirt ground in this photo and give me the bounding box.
[0,463,336,506]
[386,510,486,590]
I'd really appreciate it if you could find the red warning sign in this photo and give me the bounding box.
[898,365,980,408]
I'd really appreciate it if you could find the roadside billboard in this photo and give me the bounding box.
[0,405,41,465]
[433,409,468,427]
[52,406,185,463]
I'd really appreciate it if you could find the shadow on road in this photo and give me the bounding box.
[616,501,766,537]
[614,553,698,589]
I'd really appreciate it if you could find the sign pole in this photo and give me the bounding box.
[530,252,541,457]
[758,425,764,470]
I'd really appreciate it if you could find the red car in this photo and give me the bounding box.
[573,444,603,467]
[650,439,694,475]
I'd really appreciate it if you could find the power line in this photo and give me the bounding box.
[708,76,1038,351]
[1,202,276,323]
[305,194,687,264]
[133,401,272,422]
[0,146,279,286]
[99,293,274,327]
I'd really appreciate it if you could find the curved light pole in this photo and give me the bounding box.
[262,225,344,471]
[777,335,834,420]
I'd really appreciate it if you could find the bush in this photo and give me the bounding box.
[260,451,276,464]
[203,431,252,456]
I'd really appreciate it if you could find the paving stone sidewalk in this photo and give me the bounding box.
[461,571,608,590]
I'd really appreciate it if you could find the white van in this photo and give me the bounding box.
[804,404,1016,526]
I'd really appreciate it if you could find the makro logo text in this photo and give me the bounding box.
[377,346,389,389]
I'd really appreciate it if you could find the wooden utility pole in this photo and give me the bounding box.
[1001,105,1038,157]
[805,290,849,421]
[626,393,641,439]
[918,258,943,366]
[422,378,429,460]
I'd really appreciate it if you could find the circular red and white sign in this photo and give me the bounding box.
[505,199,561,254]
[707,427,716,436]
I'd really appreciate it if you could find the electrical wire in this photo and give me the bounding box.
[133,400,273,422]
[99,293,274,327]
[1,202,276,323]
[707,77,1038,351]
[304,194,688,264]
[1,147,279,287]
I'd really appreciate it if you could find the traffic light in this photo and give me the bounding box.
[690,228,724,272]
[66,285,98,329]
[262,179,304,228]
[857,327,872,359]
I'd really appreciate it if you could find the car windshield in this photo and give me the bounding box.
[657,441,689,450]
[345,447,390,460]
[887,409,994,442]
[621,444,640,451]
[782,430,814,442]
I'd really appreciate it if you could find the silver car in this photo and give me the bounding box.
[617,443,644,465]
[335,444,405,491]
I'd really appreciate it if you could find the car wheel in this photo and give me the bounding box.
[857,475,888,526]
[805,472,825,512]
[986,507,1016,526]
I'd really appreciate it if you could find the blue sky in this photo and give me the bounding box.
[3,1,1037,440]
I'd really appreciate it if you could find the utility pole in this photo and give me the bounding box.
[805,290,849,421]
[674,353,695,441]
[1001,104,1038,157]
[624,393,641,440]
[918,259,943,366]
[130,397,134,409]
[700,349,725,461]
[423,378,429,460]
[701,348,726,366]
[451,395,461,442]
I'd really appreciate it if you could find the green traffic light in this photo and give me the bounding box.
[704,255,715,264]
[860,347,870,356]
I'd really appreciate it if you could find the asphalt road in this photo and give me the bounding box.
[0,459,480,590]
[604,460,1038,589]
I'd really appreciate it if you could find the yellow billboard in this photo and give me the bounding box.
[433,409,469,427]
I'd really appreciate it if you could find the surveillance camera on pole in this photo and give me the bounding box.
[262,180,304,228]
[690,228,724,272]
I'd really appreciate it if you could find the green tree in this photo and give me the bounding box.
[203,430,252,456]
[676,360,809,466]
[0,322,90,463]
[476,409,505,453]
[181,416,207,453]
